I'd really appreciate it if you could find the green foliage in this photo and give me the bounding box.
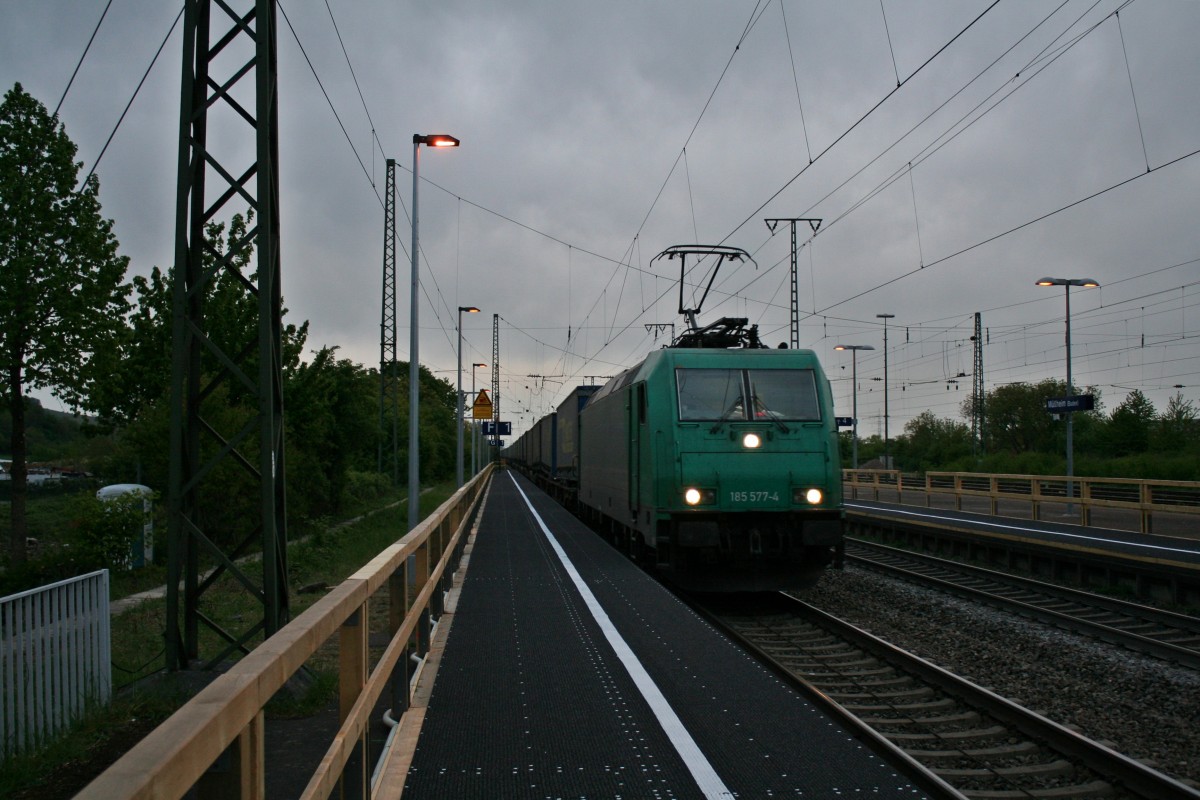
[0,397,91,461]
[977,379,1066,455]
[415,363,459,483]
[342,469,393,506]
[1,83,131,564]
[895,411,973,472]
[90,212,309,429]
[881,381,1200,479]
[0,83,131,410]
[72,491,154,570]
[1153,392,1200,453]
[285,346,378,518]
[1103,389,1156,456]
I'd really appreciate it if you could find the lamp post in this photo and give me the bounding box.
[472,362,486,477]
[409,133,459,530]
[876,313,894,469]
[834,345,875,469]
[456,306,480,488]
[1036,277,1100,513]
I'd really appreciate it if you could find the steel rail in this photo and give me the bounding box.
[698,591,1200,800]
[846,538,1200,670]
[774,593,1200,800]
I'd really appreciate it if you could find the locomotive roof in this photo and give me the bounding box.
[587,346,826,407]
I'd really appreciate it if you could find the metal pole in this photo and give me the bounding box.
[456,307,464,488]
[408,137,420,531]
[877,313,894,468]
[475,367,480,479]
[835,344,872,470]
[1065,284,1074,514]
[851,350,860,469]
[883,323,889,466]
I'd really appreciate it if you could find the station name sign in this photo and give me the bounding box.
[1045,394,1095,413]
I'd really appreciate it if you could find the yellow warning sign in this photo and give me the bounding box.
[471,389,493,420]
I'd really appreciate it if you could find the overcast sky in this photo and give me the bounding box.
[3,0,1198,443]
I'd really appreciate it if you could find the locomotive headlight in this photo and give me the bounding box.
[793,488,824,505]
[742,432,762,449]
[683,487,715,506]
[684,488,703,506]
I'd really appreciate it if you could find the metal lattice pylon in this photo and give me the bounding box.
[167,0,288,670]
[764,218,821,349]
[380,159,399,483]
[492,314,500,450]
[972,312,985,457]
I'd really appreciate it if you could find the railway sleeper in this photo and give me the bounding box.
[805,655,883,669]
[949,779,1115,798]
[933,759,1075,780]
[825,686,935,702]
[790,665,894,679]
[906,741,1040,760]
[815,675,917,690]
[884,725,1008,742]
[843,697,959,713]
[860,711,983,727]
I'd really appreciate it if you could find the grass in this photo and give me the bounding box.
[0,480,460,798]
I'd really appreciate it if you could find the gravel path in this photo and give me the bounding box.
[795,567,1200,790]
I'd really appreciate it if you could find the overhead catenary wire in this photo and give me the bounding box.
[83,7,184,186]
[322,0,387,176]
[778,0,813,164]
[278,1,383,208]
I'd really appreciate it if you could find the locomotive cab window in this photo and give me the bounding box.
[747,369,820,421]
[676,368,820,422]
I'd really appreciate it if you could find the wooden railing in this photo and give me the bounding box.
[77,466,492,800]
[843,469,1200,536]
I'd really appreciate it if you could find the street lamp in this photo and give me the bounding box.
[456,306,480,488]
[876,313,894,469]
[834,345,875,469]
[471,363,486,476]
[1036,277,1100,513]
[409,133,460,530]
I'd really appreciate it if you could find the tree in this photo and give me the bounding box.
[91,212,309,428]
[1153,392,1199,453]
[1104,389,1156,456]
[895,410,972,472]
[976,380,1066,456]
[0,84,130,564]
[285,346,378,517]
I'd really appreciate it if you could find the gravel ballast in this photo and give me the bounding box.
[795,567,1200,789]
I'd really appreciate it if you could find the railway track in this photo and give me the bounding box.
[702,591,1200,800]
[845,538,1200,670]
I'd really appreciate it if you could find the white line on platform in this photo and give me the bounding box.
[508,473,733,800]
[847,502,1200,556]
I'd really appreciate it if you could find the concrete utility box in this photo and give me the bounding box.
[96,484,154,568]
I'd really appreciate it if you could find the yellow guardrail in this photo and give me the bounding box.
[843,469,1200,535]
[76,465,492,800]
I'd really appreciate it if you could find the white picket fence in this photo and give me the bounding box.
[1,570,111,759]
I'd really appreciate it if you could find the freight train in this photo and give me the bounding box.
[503,315,844,591]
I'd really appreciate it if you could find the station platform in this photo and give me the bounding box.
[386,469,938,798]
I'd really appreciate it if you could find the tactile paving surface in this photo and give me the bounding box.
[403,472,931,798]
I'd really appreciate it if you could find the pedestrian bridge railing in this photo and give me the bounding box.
[2,569,112,760]
[844,469,1200,536]
[77,466,491,800]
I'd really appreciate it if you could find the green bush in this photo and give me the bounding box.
[72,491,155,571]
[341,469,391,506]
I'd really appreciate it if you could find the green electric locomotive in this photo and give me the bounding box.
[575,325,844,591]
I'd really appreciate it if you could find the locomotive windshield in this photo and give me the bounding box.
[676,368,821,422]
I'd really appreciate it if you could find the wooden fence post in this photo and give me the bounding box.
[338,604,369,798]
